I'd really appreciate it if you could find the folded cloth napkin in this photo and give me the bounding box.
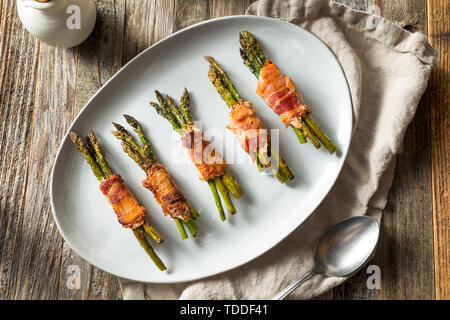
[119,0,437,299]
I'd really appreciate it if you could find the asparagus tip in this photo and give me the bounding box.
[69,131,80,144]
[123,114,138,128]
[112,122,126,132]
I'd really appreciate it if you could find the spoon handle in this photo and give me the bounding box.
[272,271,313,300]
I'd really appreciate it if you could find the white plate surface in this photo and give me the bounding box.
[51,16,352,283]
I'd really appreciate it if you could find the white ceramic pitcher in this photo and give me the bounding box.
[17,0,96,48]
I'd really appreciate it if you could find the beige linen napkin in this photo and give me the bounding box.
[119,0,437,299]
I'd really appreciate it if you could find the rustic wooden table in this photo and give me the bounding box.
[0,0,448,300]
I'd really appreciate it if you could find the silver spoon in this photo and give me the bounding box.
[273,216,379,300]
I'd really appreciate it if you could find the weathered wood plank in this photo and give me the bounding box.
[210,0,255,17]
[122,0,153,64]
[0,0,38,300]
[13,42,77,299]
[427,0,450,300]
[123,0,176,65]
[14,108,72,299]
[376,0,435,300]
[59,0,126,300]
[72,0,126,116]
[34,47,77,112]
[174,0,210,30]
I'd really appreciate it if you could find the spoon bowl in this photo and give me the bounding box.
[314,216,379,277]
[273,216,379,299]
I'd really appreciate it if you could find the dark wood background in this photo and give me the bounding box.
[0,0,448,299]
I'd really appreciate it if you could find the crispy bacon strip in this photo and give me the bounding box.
[181,126,226,181]
[142,164,191,222]
[256,60,311,127]
[99,174,146,229]
[226,101,269,161]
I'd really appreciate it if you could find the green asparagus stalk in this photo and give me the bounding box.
[87,131,113,177]
[293,127,307,144]
[205,56,241,102]
[151,90,242,221]
[120,141,147,171]
[304,115,337,155]
[69,132,104,181]
[185,219,198,237]
[206,56,293,184]
[180,88,194,126]
[300,118,321,149]
[69,131,166,270]
[208,180,226,221]
[214,177,236,215]
[113,122,148,161]
[239,30,337,155]
[133,227,166,271]
[175,218,188,240]
[189,206,200,219]
[123,114,156,162]
[221,171,243,198]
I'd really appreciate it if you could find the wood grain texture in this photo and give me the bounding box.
[427,0,450,300]
[14,108,72,299]
[210,0,255,17]
[376,0,435,300]
[123,0,176,65]
[0,0,38,300]
[72,0,125,117]
[13,42,77,299]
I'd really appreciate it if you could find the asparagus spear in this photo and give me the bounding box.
[69,131,166,270]
[150,89,243,221]
[133,227,166,271]
[239,30,337,155]
[214,177,236,215]
[112,116,198,239]
[208,180,226,221]
[206,56,294,184]
[69,132,104,181]
[123,114,156,162]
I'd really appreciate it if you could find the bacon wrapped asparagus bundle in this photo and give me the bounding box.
[206,56,294,184]
[112,115,199,240]
[239,31,337,155]
[150,89,243,222]
[69,131,166,271]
